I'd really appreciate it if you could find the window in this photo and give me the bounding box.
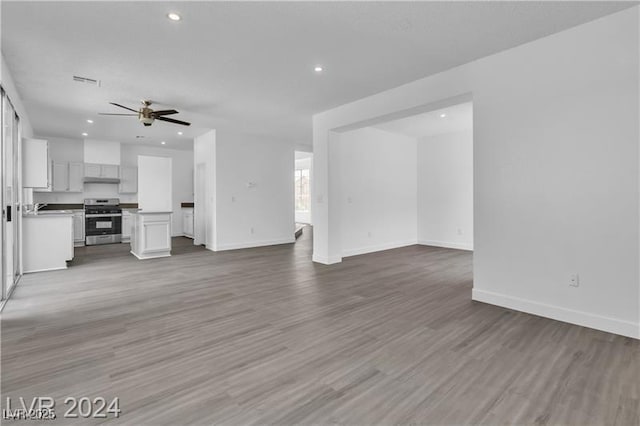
[295,169,310,211]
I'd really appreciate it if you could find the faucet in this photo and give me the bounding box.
[33,203,47,212]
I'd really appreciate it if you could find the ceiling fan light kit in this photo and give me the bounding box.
[99,100,191,127]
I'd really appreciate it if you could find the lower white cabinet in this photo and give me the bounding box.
[72,210,85,246]
[122,211,132,242]
[182,208,194,238]
[23,214,74,272]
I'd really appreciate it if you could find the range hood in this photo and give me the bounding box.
[83,177,120,184]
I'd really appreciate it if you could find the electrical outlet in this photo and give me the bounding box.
[367,231,372,238]
[569,273,579,287]
[457,228,462,235]
[231,196,236,202]
[250,227,254,234]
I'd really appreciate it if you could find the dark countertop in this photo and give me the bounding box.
[120,203,139,209]
[181,202,194,208]
[40,204,83,210]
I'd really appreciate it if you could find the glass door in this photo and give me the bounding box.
[1,88,20,301]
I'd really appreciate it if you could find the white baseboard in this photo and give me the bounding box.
[24,266,67,273]
[472,288,639,339]
[419,239,473,251]
[215,237,295,251]
[342,240,417,258]
[312,254,343,265]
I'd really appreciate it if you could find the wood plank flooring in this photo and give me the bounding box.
[1,229,638,425]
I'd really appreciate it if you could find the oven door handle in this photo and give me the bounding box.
[85,213,123,218]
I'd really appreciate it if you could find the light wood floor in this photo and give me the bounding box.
[1,230,638,425]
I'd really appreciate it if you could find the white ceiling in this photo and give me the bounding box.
[374,102,472,139]
[1,1,633,149]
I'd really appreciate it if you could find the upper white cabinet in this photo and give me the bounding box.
[68,162,84,192]
[102,164,119,179]
[119,166,138,194]
[85,163,119,179]
[52,161,84,192]
[23,138,50,189]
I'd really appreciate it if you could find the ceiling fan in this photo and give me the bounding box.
[99,100,191,127]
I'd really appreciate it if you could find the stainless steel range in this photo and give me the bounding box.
[84,198,122,245]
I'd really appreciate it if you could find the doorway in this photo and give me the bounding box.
[294,151,312,236]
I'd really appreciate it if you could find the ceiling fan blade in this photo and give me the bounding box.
[110,102,138,112]
[98,113,138,116]
[151,109,179,116]
[156,116,191,126]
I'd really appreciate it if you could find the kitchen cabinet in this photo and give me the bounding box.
[69,162,84,192]
[72,211,85,246]
[23,213,74,272]
[122,211,132,242]
[182,208,194,238]
[85,163,119,179]
[119,166,138,194]
[23,138,51,190]
[52,161,84,192]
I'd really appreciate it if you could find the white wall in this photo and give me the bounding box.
[418,129,473,251]
[33,139,193,235]
[138,155,172,212]
[1,54,33,138]
[215,135,294,250]
[340,127,417,256]
[84,139,120,165]
[313,8,640,338]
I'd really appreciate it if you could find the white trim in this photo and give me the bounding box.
[130,250,171,260]
[24,266,67,273]
[418,239,473,251]
[215,237,295,251]
[342,240,417,258]
[472,288,640,339]
[312,254,342,264]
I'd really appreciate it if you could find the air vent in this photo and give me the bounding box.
[135,135,145,139]
[72,75,101,86]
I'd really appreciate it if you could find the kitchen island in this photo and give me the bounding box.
[130,211,172,259]
[23,211,74,272]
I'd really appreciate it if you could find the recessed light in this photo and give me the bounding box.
[167,12,181,21]
[440,113,447,118]
[86,119,94,124]
[177,131,183,135]
[314,66,323,72]
[161,141,166,145]
[82,132,88,137]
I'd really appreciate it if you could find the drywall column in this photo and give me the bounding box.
[312,129,342,264]
[193,130,216,250]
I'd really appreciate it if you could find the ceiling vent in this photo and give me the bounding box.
[72,75,101,87]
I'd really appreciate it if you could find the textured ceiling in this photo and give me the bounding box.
[1,1,634,149]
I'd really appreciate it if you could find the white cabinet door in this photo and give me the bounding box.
[68,162,84,192]
[23,138,50,189]
[52,161,69,192]
[72,212,85,244]
[101,164,119,179]
[182,209,194,237]
[119,166,138,193]
[84,163,101,178]
[122,213,132,240]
